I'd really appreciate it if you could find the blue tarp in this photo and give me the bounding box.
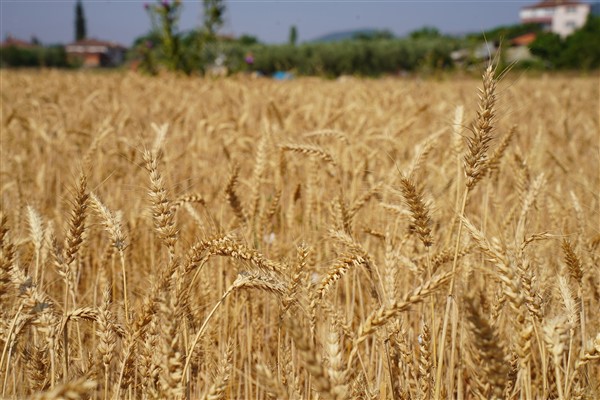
[272,71,294,80]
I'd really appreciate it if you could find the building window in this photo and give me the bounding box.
[534,8,554,17]
[566,6,577,13]
[565,21,576,29]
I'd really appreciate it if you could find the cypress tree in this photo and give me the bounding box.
[75,0,87,41]
[289,25,298,46]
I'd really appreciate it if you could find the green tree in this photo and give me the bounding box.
[145,0,184,72]
[354,29,394,41]
[530,31,564,67]
[469,23,542,43]
[409,27,440,40]
[0,45,69,68]
[140,0,228,74]
[561,15,600,69]
[75,0,87,41]
[131,31,161,74]
[238,34,259,46]
[187,0,226,73]
[203,0,226,40]
[289,25,298,46]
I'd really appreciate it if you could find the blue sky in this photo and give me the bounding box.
[1,1,534,46]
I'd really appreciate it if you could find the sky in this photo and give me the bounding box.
[1,1,535,46]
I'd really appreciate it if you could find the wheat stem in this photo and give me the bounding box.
[434,188,468,399]
[183,286,234,380]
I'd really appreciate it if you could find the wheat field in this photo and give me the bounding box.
[0,69,599,399]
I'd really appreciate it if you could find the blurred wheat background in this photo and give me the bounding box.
[0,69,599,399]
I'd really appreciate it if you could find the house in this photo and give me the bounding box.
[450,42,499,66]
[511,32,538,46]
[1,35,38,49]
[519,0,591,38]
[65,38,127,67]
[506,33,538,62]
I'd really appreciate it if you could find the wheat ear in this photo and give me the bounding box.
[464,295,508,399]
[90,192,129,323]
[183,271,285,379]
[143,149,178,258]
[280,143,337,166]
[348,271,452,369]
[31,378,96,400]
[436,63,499,399]
[202,341,233,400]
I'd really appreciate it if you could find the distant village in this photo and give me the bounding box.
[1,36,127,68]
[454,0,599,64]
[2,0,600,71]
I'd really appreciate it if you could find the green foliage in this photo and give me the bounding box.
[131,32,161,74]
[529,31,564,67]
[44,46,70,67]
[468,23,542,43]
[138,0,227,74]
[0,45,69,68]
[561,15,600,69]
[289,25,298,46]
[75,0,87,41]
[354,29,394,41]
[409,26,441,40]
[222,36,461,77]
[145,0,186,72]
[529,15,600,69]
[237,34,260,46]
[130,8,599,76]
[203,0,226,40]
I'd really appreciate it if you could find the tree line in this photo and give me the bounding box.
[1,0,598,74]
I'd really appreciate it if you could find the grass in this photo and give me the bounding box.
[0,68,599,399]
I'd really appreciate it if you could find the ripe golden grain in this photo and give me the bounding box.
[0,69,598,399]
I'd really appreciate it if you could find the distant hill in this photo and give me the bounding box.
[311,28,393,42]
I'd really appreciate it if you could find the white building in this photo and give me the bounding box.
[65,38,127,68]
[520,0,591,38]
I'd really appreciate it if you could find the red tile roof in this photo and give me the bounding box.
[511,32,538,46]
[66,38,126,49]
[522,0,586,10]
[1,36,37,48]
[521,16,553,23]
